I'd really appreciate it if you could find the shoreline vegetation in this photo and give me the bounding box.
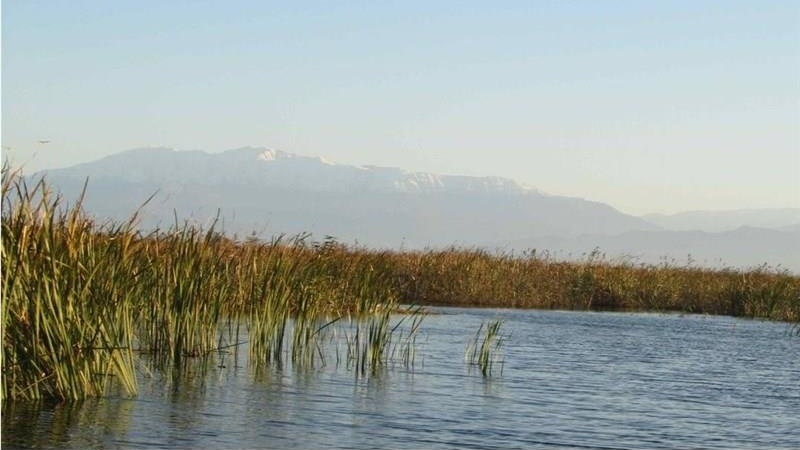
[3,167,799,401]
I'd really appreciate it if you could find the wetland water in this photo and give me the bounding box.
[3,308,799,449]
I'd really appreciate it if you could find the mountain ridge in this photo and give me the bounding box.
[34,146,658,245]
[32,147,799,271]
[56,147,542,196]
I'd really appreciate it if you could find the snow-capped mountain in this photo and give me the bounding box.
[62,147,538,195]
[35,147,657,246]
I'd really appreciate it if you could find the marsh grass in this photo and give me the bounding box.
[344,307,391,376]
[1,168,138,400]
[342,305,425,377]
[387,248,800,322]
[465,320,505,377]
[390,305,425,370]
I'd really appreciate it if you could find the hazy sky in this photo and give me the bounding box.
[3,1,799,215]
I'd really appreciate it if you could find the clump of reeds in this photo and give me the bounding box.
[133,222,233,367]
[244,237,296,369]
[465,320,504,377]
[2,166,138,400]
[390,305,425,370]
[342,305,426,377]
[345,307,392,376]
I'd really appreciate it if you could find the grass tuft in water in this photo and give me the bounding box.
[465,320,505,377]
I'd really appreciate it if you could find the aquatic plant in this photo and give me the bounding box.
[344,307,392,376]
[465,320,505,377]
[342,305,426,376]
[391,305,425,369]
[2,167,138,400]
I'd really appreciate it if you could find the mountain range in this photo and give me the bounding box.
[32,147,800,272]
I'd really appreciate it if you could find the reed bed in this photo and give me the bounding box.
[386,248,800,322]
[3,167,799,400]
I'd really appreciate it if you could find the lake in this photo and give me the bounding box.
[3,308,799,449]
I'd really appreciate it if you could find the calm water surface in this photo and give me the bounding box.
[3,308,799,449]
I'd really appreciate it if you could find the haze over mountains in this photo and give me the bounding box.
[643,209,800,233]
[33,147,800,272]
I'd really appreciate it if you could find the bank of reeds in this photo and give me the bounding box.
[386,248,800,322]
[3,167,799,400]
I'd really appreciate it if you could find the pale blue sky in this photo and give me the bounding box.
[3,1,799,214]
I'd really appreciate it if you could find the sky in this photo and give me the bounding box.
[3,1,799,215]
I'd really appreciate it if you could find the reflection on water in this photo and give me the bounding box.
[3,396,136,449]
[3,309,799,449]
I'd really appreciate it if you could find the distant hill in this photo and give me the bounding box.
[34,147,658,247]
[642,208,800,232]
